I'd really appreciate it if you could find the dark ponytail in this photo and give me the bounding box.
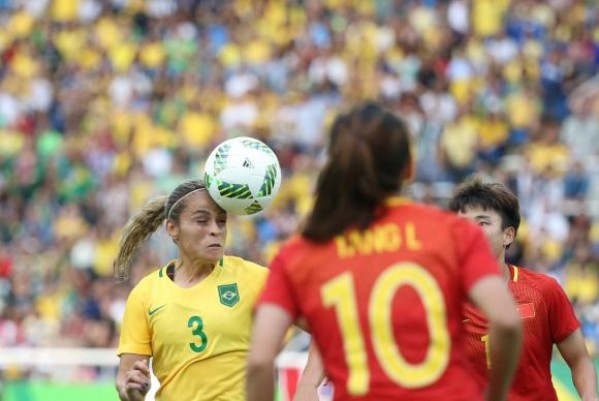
[302,102,412,242]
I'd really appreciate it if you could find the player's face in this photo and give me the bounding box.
[457,205,513,259]
[170,190,227,264]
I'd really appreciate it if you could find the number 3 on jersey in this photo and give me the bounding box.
[188,315,208,352]
[321,262,450,395]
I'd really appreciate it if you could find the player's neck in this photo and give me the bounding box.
[173,259,215,287]
[499,254,511,282]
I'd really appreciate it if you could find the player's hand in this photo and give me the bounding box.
[124,360,151,401]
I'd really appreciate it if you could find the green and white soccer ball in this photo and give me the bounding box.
[203,137,282,215]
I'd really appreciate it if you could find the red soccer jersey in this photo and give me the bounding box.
[259,198,503,401]
[462,264,580,401]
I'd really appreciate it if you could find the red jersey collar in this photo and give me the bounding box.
[508,264,519,282]
[384,196,412,207]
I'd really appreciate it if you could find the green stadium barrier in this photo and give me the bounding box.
[2,358,597,401]
[3,381,119,401]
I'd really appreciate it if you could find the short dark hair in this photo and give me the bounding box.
[449,176,520,234]
[302,102,412,242]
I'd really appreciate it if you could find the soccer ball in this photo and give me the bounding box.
[203,137,282,215]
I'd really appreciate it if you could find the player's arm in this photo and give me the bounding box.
[469,276,523,401]
[293,341,325,401]
[116,354,151,401]
[247,303,294,401]
[556,329,599,401]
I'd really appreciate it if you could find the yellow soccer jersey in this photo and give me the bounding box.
[117,255,268,401]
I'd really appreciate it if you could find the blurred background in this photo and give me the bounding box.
[0,0,598,400]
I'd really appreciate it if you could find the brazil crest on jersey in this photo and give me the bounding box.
[117,255,268,401]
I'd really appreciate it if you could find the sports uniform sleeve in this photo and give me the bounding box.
[117,282,152,356]
[454,218,502,291]
[544,277,580,343]
[257,251,300,320]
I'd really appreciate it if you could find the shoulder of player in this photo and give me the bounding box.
[262,235,321,276]
[125,263,169,302]
[221,255,268,277]
[133,262,172,286]
[395,202,466,226]
[277,234,306,253]
[514,266,564,292]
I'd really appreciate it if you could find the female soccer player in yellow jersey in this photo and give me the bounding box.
[114,180,270,401]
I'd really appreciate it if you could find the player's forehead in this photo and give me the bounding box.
[180,190,225,216]
[457,205,501,221]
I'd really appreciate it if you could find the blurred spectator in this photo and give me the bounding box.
[560,97,599,158]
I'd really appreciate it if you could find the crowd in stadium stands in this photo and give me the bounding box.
[0,0,598,381]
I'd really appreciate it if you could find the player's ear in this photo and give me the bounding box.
[503,226,516,248]
[165,219,179,243]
